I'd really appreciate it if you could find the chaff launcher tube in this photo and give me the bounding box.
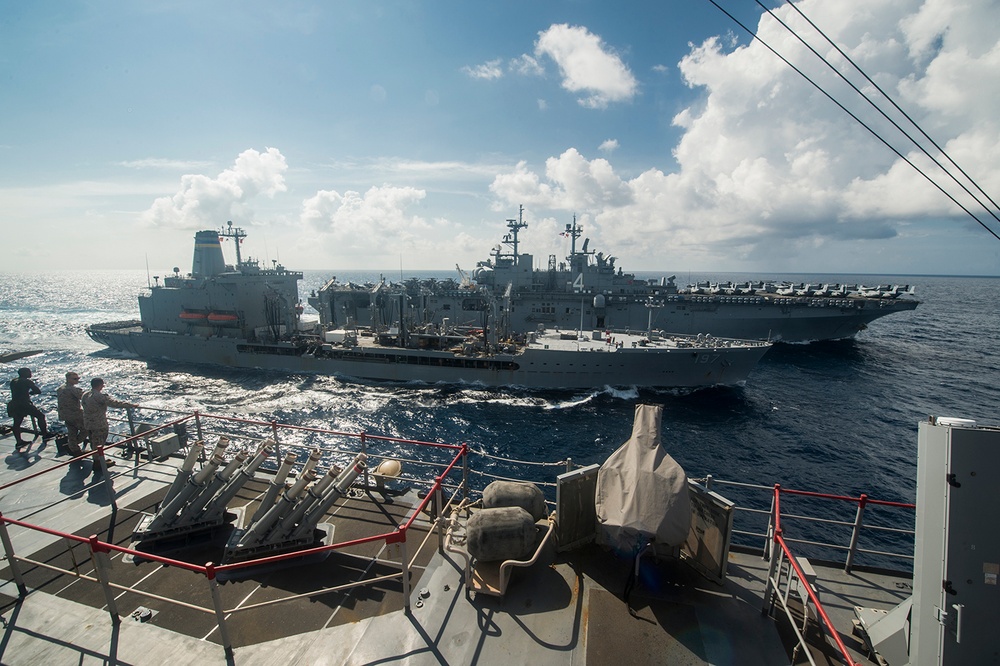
[250,450,297,523]
[161,441,205,505]
[274,464,342,539]
[146,452,225,532]
[177,450,248,522]
[208,436,230,461]
[293,453,367,539]
[301,448,322,478]
[200,444,273,523]
[238,469,317,547]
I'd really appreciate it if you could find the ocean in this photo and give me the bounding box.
[2,268,998,561]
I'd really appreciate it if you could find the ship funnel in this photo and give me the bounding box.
[192,230,227,277]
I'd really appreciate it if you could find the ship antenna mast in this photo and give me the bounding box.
[503,205,528,265]
[219,220,247,267]
[645,297,663,336]
[565,214,582,258]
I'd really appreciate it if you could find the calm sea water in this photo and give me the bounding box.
[1,269,998,559]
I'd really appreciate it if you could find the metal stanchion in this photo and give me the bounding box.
[845,494,868,573]
[399,533,411,615]
[461,444,469,502]
[360,433,369,490]
[0,514,27,597]
[88,535,120,624]
[205,563,234,658]
[762,532,781,617]
[434,480,444,554]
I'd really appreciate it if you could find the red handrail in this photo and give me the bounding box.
[0,410,467,580]
[769,484,914,666]
[778,486,915,509]
[775,532,861,666]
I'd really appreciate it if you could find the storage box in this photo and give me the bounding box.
[149,433,181,458]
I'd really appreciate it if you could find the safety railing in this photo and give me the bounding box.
[0,408,468,661]
[760,484,916,666]
[700,475,915,573]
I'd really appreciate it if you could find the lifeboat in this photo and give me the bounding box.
[178,311,208,321]
[207,312,240,325]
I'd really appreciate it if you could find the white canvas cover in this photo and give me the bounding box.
[595,403,691,551]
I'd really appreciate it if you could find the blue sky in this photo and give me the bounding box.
[3,0,1000,276]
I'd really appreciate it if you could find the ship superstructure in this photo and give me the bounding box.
[130,223,304,343]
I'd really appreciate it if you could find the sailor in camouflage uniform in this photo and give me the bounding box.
[81,378,135,460]
[56,371,86,456]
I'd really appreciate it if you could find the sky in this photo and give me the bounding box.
[3,0,1000,276]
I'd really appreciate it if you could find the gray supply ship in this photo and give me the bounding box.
[86,224,771,390]
[309,207,919,342]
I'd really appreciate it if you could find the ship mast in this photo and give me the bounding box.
[564,215,595,274]
[564,214,582,258]
[645,298,663,336]
[503,205,528,266]
[219,220,247,267]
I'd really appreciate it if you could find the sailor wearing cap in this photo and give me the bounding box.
[56,371,86,456]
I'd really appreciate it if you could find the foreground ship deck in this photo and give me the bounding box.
[0,410,921,665]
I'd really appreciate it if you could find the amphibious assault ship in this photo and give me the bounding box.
[309,207,919,342]
[86,224,771,390]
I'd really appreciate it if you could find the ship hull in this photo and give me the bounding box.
[610,296,918,341]
[87,324,769,390]
[315,285,919,343]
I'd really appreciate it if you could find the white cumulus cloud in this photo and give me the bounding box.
[510,54,544,76]
[491,0,1000,270]
[141,148,288,228]
[534,24,638,108]
[461,59,504,80]
[300,184,435,259]
[598,139,619,154]
[491,149,632,211]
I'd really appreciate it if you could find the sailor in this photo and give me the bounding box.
[56,371,86,456]
[8,367,48,448]
[82,377,136,467]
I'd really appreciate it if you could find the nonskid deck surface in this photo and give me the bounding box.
[0,434,911,664]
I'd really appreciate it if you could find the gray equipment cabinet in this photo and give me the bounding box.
[911,418,1000,665]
